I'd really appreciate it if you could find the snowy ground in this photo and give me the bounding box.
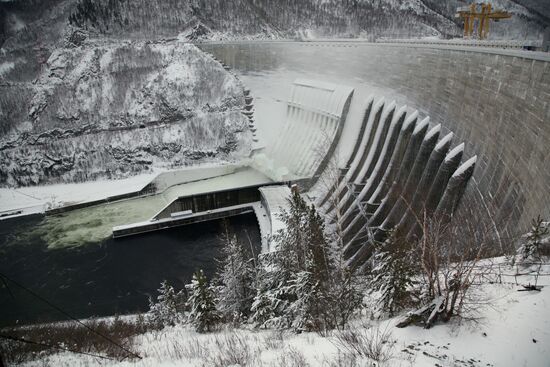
[15,166,271,249]
[17,259,550,367]
[0,171,157,217]
[0,163,250,218]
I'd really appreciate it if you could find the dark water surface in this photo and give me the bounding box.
[0,213,260,327]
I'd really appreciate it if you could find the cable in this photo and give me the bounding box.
[0,333,115,361]
[0,272,142,360]
[0,276,14,299]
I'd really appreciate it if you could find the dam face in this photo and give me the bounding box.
[200,42,550,239]
[349,46,549,238]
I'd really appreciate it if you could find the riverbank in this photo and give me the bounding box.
[3,257,549,367]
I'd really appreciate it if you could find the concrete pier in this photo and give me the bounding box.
[112,203,256,238]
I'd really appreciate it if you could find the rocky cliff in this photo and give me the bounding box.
[0,39,252,186]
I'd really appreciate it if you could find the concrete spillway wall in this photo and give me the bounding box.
[252,79,353,183]
[356,45,549,237]
[155,184,264,220]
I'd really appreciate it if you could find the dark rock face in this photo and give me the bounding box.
[0,41,252,186]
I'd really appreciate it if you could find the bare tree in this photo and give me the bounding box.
[397,203,502,328]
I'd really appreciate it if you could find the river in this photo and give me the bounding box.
[0,213,260,327]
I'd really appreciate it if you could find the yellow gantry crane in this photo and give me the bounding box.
[456,3,512,39]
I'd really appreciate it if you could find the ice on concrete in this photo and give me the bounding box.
[251,79,353,181]
[259,185,292,251]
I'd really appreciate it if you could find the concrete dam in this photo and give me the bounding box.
[198,42,550,252]
[111,41,548,268]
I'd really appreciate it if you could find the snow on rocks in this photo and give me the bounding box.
[0,40,253,188]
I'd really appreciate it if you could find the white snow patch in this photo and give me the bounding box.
[0,171,158,215]
[453,155,478,177]
[445,142,466,162]
[99,48,114,71]
[0,61,15,76]
[164,61,194,83]
[435,132,454,150]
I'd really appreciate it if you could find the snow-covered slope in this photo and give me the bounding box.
[17,258,550,367]
[62,0,548,41]
[1,0,546,46]
[0,40,252,186]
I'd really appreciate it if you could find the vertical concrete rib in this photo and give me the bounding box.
[322,99,384,214]
[335,101,396,220]
[344,97,375,169]
[338,105,407,232]
[433,156,477,222]
[340,111,420,245]
[353,102,397,185]
[406,142,465,241]
[367,116,430,228]
[372,124,442,243]
[343,116,430,268]
[366,110,419,211]
[397,132,454,238]
[315,97,374,209]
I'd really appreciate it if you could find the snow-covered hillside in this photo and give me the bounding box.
[1,0,547,46]
[0,39,252,186]
[48,0,550,41]
[13,259,550,367]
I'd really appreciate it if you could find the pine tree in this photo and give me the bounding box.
[306,203,330,283]
[215,221,255,324]
[250,262,277,328]
[287,255,323,332]
[370,229,417,316]
[148,280,184,327]
[251,190,342,332]
[187,270,220,332]
[518,216,549,263]
[329,265,363,329]
[250,250,295,329]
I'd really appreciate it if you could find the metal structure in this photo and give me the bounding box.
[456,3,511,40]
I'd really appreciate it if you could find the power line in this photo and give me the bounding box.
[0,333,115,361]
[0,272,142,360]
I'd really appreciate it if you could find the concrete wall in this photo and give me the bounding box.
[358,45,549,237]
[144,165,241,193]
[252,79,353,182]
[154,185,263,219]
